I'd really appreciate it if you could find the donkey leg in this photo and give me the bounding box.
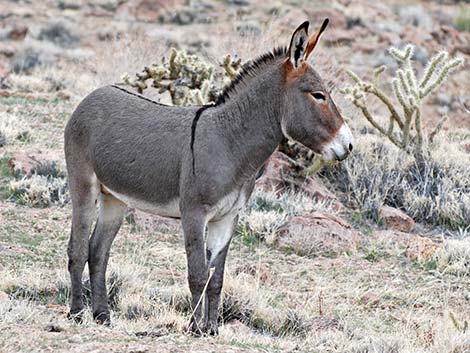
[67,177,99,323]
[88,192,126,325]
[181,210,208,336]
[204,214,238,335]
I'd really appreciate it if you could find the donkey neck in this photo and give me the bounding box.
[212,62,285,178]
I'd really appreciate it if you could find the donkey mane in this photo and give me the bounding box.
[214,46,287,105]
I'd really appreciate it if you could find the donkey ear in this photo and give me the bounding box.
[288,21,309,69]
[305,18,329,59]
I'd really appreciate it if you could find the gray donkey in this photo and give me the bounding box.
[64,19,353,335]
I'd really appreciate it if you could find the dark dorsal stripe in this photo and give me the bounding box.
[111,84,169,106]
[191,104,213,175]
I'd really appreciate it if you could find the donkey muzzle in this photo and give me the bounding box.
[322,123,354,162]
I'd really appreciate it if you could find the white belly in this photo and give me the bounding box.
[102,185,181,218]
[102,185,247,221]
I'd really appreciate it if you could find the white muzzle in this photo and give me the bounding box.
[322,123,354,162]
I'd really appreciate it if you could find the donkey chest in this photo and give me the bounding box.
[208,188,247,220]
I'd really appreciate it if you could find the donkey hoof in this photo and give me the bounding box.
[67,309,84,324]
[93,311,111,326]
[204,322,219,336]
[187,319,204,337]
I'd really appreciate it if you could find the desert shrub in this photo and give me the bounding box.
[434,238,470,276]
[320,136,470,230]
[342,44,464,162]
[8,175,68,207]
[7,160,68,207]
[455,4,470,32]
[38,21,80,48]
[0,113,32,145]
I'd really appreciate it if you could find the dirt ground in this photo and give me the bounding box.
[0,0,469,352]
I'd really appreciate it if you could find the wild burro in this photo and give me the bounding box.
[64,19,353,335]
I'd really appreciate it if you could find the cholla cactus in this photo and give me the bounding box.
[343,44,464,160]
[121,48,242,106]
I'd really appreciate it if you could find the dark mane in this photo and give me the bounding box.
[214,46,287,105]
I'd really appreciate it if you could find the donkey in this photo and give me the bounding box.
[64,19,353,335]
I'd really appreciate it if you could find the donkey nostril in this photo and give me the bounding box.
[348,143,353,152]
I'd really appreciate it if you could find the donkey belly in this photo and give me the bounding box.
[102,184,181,218]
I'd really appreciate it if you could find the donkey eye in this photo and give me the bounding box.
[311,91,326,101]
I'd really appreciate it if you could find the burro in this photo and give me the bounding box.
[64,18,353,336]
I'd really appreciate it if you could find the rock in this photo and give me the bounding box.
[256,152,343,210]
[7,152,58,177]
[351,42,380,54]
[0,24,28,41]
[117,0,182,22]
[276,211,361,257]
[234,263,271,284]
[0,291,9,303]
[300,177,344,212]
[57,0,81,10]
[433,26,470,56]
[399,26,432,55]
[256,151,292,195]
[405,236,439,262]
[68,335,83,344]
[171,8,195,26]
[12,46,58,74]
[304,8,348,29]
[45,323,64,332]
[309,316,343,331]
[378,206,415,232]
[0,44,16,57]
[228,0,250,6]
[135,328,169,338]
[373,230,439,261]
[324,27,369,47]
[359,291,380,307]
[38,21,80,48]
[398,5,433,31]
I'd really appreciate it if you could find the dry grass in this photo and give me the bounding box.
[1,16,470,353]
[320,129,470,231]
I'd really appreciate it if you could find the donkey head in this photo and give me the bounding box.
[281,19,353,161]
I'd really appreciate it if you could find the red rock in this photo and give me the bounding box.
[9,24,28,40]
[359,291,380,307]
[310,316,344,331]
[373,230,439,261]
[378,206,415,232]
[323,27,368,47]
[352,42,381,54]
[256,152,343,210]
[304,8,348,29]
[300,177,344,212]
[0,291,9,303]
[7,151,56,176]
[117,0,183,22]
[276,211,361,257]
[400,25,432,48]
[256,151,291,195]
